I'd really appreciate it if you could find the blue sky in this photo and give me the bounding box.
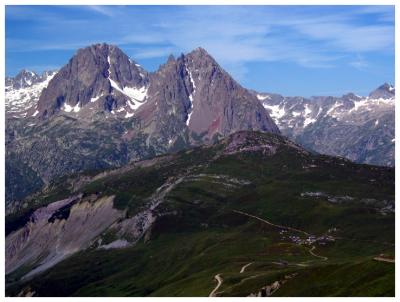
[5,5,394,97]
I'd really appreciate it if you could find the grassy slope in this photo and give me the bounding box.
[5,132,395,297]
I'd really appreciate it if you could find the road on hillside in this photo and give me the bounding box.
[209,274,223,297]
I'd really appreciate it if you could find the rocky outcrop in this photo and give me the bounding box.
[6,195,123,278]
[248,273,298,297]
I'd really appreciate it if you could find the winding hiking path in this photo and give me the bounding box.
[209,274,223,297]
[232,210,310,236]
[309,246,328,261]
[240,262,253,273]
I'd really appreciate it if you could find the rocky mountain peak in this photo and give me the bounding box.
[35,43,149,118]
[342,92,361,101]
[167,54,176,63]
[6,69,40,90]
[176,48,279,139]
[369,83,395,99]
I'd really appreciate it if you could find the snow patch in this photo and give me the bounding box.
[185,65,197,126]
[350,97,394,113]
[263,104,286,122]
[125,112,134,118]
[108,55,148,111]
[303,104,316,127]
[304,104,312,116]
[187,111,194,126]
[63,103,73,112]
[90,93,104,103]
[257,94,270,101]
[63,102,80,113]
[326,101,341,116]
[304,116,317,127]
[32,110,39,117]
[124,86,148,102]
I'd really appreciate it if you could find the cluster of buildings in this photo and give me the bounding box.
[279,229,336,246]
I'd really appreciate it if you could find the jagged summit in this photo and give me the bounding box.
[35,43,149,118]
[369,83,395,99]
[29,42,278,139]
[6,69,40,90]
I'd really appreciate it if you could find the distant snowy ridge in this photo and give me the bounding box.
[6,70,57,118]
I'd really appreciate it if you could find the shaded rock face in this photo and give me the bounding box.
[183,48,279,140]
[136,48,279,147]
[256,83,395,167]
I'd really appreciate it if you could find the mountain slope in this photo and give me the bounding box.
[256,83,395,166]
[5,44,279,206]
[6,131,394,297]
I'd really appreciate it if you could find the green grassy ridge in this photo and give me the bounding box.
[274,259,395,297]
[5,131,394,296]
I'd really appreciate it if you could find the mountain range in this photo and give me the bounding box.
[6,44,279,207]
[5,44,395,209]
[256,83,395,166]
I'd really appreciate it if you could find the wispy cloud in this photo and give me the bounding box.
[349,54,368,70]
[86,5,117,17]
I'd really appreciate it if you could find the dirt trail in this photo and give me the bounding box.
[232,210,310,235]
[309,246,328,261]
[240,262,253,273]
[209,274,223,297]
[373,257,395,263]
